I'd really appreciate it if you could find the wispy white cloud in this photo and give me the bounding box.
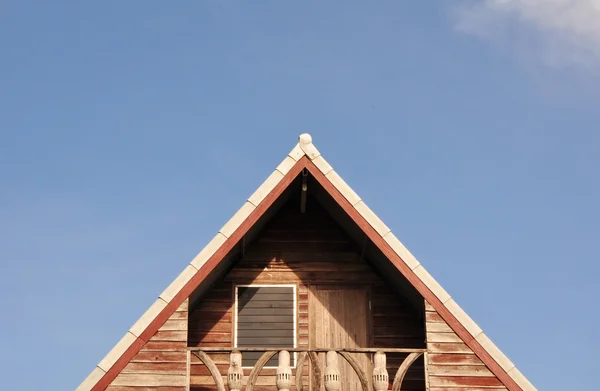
[454,0,600,68]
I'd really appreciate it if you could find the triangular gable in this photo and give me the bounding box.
[76,134,536,391]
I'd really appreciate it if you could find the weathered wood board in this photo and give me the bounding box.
[106,299,189,391]
[425,300,508,391]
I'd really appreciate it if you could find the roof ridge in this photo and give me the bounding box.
[76,134,536,391]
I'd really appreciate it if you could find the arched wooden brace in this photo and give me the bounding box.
[193,351,226,391]
[337,351,370,391]
[391,352,423,391]
[295,352,308,391]
[294,352,323,391]
[307,352,322,391]
[245,351,278,391]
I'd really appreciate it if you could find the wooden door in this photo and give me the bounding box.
[310,286,370,391]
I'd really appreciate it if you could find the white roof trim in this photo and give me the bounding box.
[76,133,536,391]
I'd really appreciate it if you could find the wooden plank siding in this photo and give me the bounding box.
[425,300,508,391]
[106,299,189,391]
[189,196,426,391]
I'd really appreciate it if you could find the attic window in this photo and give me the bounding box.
[235,285,296,367]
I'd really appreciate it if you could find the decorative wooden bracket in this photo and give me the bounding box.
[190,348,424,391]
[192,351,226,391]
[295,352,308,391]
[337,351,370,391]
[246,351,278,391]
[391,352,423,391]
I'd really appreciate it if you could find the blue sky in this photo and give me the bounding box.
[1,2,599,390]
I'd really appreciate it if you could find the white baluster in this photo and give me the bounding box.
[372,351,389,391]
[227,350,244,391]
[324,351,341,391]
[276,351,292,391]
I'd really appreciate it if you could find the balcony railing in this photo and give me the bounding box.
[189,347,426,391]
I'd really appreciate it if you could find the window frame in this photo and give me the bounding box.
[233,284,298,369]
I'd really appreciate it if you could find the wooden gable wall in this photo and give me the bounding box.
[78,141,533,391]
[425,301,508,390]
[93,199,514,391]
[188,195,426,391]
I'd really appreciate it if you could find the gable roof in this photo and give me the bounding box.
[76,134,536,391]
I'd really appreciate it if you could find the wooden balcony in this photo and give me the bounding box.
[189,347,427,391]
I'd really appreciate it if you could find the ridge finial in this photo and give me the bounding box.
[299,133,312,145]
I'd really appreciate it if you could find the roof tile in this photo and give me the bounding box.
[248,170,284,207]
[508,367,536,391]
[413,265,451,304]
[190,233,227,270]
[97,332,137,372]
[159,265,198,303]
[475,333,516,373]
[382,232,420,270]
[312,155,333,175]
[355,200,391,236]
[326,170,361,206]
[75,367,106,391]
[219,201,255,238]
[276,156,297,175]
[129,298,168,338]
[444,298,483,339]
[288,144,305,161]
